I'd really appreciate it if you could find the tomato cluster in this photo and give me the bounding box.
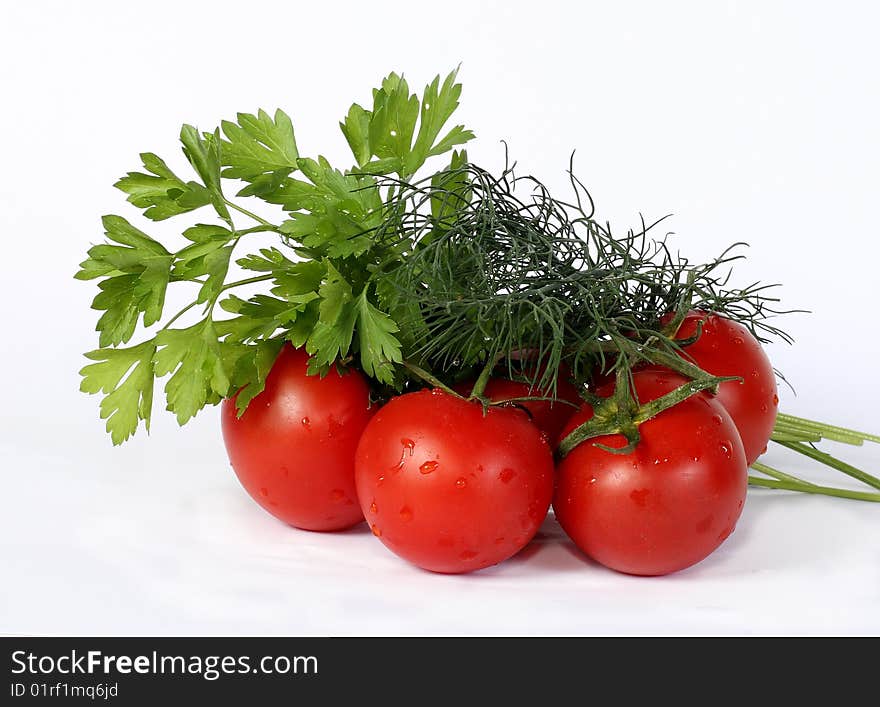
[222,311,777,576]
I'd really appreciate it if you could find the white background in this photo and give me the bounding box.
[1,1,878,636]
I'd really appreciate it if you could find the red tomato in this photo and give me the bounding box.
[554,369,748,576]
[455,366,583,440]
[664,310,778,465]
[221,344,374,531]
[354,389,555,573]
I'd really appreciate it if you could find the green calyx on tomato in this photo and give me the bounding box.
[554,369,749,576]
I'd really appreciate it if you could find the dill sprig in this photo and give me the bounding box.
[371,158,793,394]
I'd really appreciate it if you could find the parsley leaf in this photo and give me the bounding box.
[222,339,285,415]
[220,109,299,182]
[367,73,420,174]
[153,320,230,425]
[407,70,474,173]
[356,288,402,384]
[305,262,357,369]
[76,215,173,347]
[341,69,475,178]
[79,341,156,445]
[172,224,237,304]
[180,125,232,226]
[114,153,212,221]
[340,103,372,168]
[277,158,382,258]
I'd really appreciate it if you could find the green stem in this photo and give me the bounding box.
[632,375,739,425]
[470,352,505,400]
[775,412,880,445]
[750,460,817,487]
[402,362,458,396]
[773,418,864,445]
[557,373,736,458]
[660,271,696,337]
[771,431,823,443]
[748,476,880,503]
[220,274,274,291]
[488,395,581,409]
[646,348,735,390]
[160,300,200,331]
[223,199,278,229]
[237,224,281,236]
[774,440,880,491]
[159,274,274,332]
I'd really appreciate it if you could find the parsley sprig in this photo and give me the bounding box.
[78,70,474,444]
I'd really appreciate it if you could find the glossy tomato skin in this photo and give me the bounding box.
[554,370,748,576]
[665,310,778,465]
[454,366,583,440]
[221,344,374,531]
[355,389,555,573]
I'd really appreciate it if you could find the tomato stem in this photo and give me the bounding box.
[470,352,505,400]
[489,395,580,409]
[556,373,736,458]
[401,361,459,397]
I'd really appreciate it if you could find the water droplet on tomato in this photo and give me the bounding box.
[692,455,700,462]
[720,441,732,457]
[711,414,723,425]
[751,370,760,378]
[377,474,385,486]
[369,501,378,514]
[589,477,597,484]
[301,416,311,428]
[455,477,467,489]
[459,550,479,560]
[419,460,439,474]
[733,337,744,345]
[370,524,382,537]
[331,489,346,502]
[760,403,768,413]
[773,394,779,406]
[399,506,413,521]
[259,487,269,497]
[430,388,443,396]
[499,468,516,484]
[401,438,415,454]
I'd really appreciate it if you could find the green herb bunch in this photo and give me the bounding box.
[77,70,474,444]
